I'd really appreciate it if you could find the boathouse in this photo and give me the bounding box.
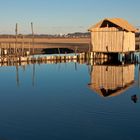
[88,18,137,54]
[88,64,135,97]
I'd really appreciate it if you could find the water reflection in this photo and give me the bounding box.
[0,60,140,140]
[1,59,139,99]
[13,61,79,87]
[138,65,140,88]
[88,64,135,97]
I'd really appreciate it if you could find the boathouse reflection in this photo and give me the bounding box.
[88,64,135,97]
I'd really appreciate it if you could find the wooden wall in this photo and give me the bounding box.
[90,64,134,95]
[91,27,135,53]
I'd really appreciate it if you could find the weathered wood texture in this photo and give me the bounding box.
[91,27,135,53]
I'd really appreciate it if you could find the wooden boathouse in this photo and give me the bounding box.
[88,18,137,59]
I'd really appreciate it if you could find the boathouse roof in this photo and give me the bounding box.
[88,18,137,33]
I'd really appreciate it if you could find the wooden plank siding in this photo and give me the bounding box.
[91,27,135,53]
[89,64,134,97]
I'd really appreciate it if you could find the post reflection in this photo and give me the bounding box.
[130,64,140,103]
[88,64,135,98]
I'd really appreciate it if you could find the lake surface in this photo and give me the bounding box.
[0,62,140,140]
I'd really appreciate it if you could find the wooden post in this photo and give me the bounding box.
[0,48,1,57]
[28,41,31,55]
[31,22,35,55]
[90,52,93,59]
[139,34,140,53]
[22,35,24,56]
[122,53,124,62]
[15,23,18,55]
[58,48,60,55]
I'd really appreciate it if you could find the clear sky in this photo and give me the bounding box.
[0,0,140,34]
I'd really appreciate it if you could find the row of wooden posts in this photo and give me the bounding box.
[0,52,110,65]
[0,23,35,56]
[0,53,90,62]
[0,52,140,67]
[0,43,33,56]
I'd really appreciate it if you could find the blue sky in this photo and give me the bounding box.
[0,0,140,34]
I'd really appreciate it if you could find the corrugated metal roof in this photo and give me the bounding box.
[88,18,137,32]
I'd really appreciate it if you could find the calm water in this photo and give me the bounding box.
[0,62,140,140]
